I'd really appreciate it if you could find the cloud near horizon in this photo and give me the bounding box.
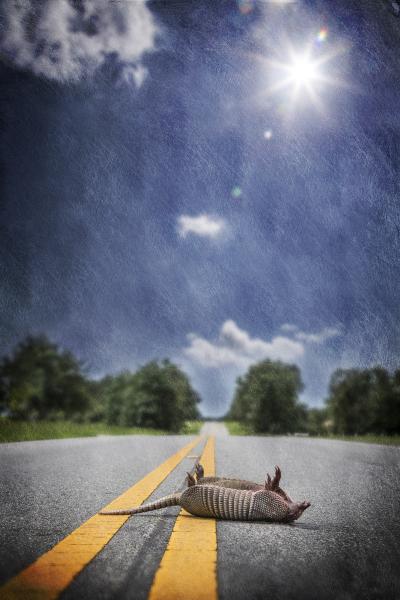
[0,0,157,83]
[177,214,226,239]
[280,324,342,344]
[184,320,305,369]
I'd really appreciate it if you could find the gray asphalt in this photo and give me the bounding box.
[0,426,399,600]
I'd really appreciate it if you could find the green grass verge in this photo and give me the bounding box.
[224,421,254,435]
[224,421,400,446]
[0,418,203,443]
[318,434,400,446]
[181,420,203,435]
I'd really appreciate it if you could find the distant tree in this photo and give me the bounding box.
[295,402,309,433]
[0,335,92,420]
[326,367,400,435]
[131,360,200,430]
[327,369,376,434]
[307,407,329,435]
[162,360,201,421]
[372,367,400,434]
[84,379,107,422]
[229,360,304,434]
[101,360,200,431]
[384,369,400,434]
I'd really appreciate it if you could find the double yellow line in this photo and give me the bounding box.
[0,436,218,600]
[149,436,217,600]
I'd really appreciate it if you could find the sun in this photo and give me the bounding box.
[268,48,328,109]
[258,40,347,115]
[288,56,319,86]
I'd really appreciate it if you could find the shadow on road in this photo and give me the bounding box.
[288,522,320,531]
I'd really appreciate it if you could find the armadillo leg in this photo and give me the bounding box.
[195,462,205,481]
[272,466,281,489]
[187,472,196,487]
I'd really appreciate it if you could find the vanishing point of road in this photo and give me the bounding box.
[0,423,399,600]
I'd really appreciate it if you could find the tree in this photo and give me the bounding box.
[307,407,329,435]
[229,360,304,434]
[326,367,400,435]
[97,372,135,425]
[373,367,400,434]
[383,369,400,434]
[130,360,200,431]
[327,369,375,434]
[100,360,200,431]
[0,335,92,420]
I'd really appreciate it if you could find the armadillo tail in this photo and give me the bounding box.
[99,493,181,516]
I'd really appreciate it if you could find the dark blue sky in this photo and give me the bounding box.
[1,0,399,415]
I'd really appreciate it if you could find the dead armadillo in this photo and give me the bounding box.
[100,466,310,522]
[189,463,293,503]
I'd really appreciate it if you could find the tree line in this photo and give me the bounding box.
[228,359,400,436]
[0,336,199,432]
[1,335,399,435]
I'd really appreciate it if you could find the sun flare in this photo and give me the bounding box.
[258,38,347,115]
[288,56,319,86]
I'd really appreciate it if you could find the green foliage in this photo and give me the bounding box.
[0,337,201,434]
[229,360,400,437]
[96,359,200,432]
[326,367,400,435]
[224,421,254,435]
[0,336,92,421]
[306,407,329,435]
[229,360,304,434]
[180,420,203,435]
[0,418,171,443]
[318,433,400,446]
[223,421,400,446]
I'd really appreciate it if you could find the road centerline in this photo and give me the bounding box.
[0,436,203,600]
[148,436,218,600]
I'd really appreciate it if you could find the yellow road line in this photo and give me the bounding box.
[0,436,202,600]
[148,436,217,600]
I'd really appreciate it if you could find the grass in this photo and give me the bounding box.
[181,420,203,435]
[224,421,400,446]
[224,421,254,436]
[0,418,203,443]
[318,433,400,446]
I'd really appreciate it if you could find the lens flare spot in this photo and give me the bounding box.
[316,27,328,43]
[238,0,254,15]
[263,129,273,140]
[231,186,242,199]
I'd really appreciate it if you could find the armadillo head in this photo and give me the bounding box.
[252,490,311,522]
[286,500,311,522]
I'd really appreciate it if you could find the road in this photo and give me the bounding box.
[0,424,399,599]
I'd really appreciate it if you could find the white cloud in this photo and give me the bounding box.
[122,64,148,88]
[0,0,157,83]
[177,214,226,239]
[294,327,341,344]
[184,320,304,368]
[280,323,299,333]
[280,324,341,344]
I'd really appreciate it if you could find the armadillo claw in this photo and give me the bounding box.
[187,472,196,487]
[272,466,281,489]
[195,462,204,481]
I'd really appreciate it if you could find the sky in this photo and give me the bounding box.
[1,0,400,416]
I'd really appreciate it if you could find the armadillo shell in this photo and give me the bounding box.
[180,485,289,521]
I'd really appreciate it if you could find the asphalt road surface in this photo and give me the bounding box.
[0,424,399,599]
